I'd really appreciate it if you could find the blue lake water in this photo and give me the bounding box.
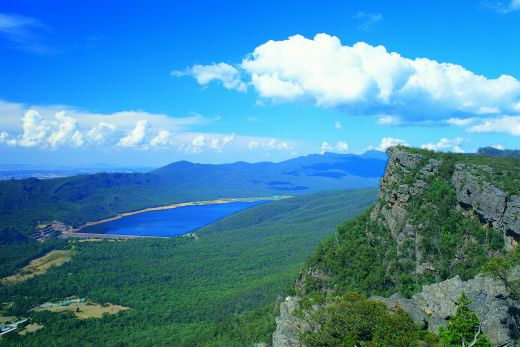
[80,200,268,237]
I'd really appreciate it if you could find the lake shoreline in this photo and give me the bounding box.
[66,195,290,237]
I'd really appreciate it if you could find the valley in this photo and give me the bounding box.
[0,188,377,345]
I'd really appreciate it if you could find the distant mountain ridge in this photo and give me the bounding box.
[0,151,387,240]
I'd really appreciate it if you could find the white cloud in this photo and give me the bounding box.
[0,13,55,54]
[173,62,247,91]
[467,115,520,136]
[174,132,237,153]
[47,111,84,147]
[0,131,8,143]
[374,137,409,151]
[248,141,259,150]
[149,130,174,147]
[86,122,117,144]
[446,117,477,126]
[187,34,520,127]
[320,140,349,154]
[483,0,520,13]
[248,138,292,151]
[492,144,505,150]
[222,133,236,145]
[18,110,48,147]
[0,100,304,156]
[353,12,383,31]
[320,141,333,154]
[421,137,465,153]
[118,120,150,147]
[334,121,342,129]
[335,141,349,152]
[377,115,401,125]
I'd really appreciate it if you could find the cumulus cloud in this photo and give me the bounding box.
[172,132,239,153]
[18,110,49,147]
[336,141,349,152]
[248,138,292,151]
[118,120,150,147]
[466,115,520,136]
[0,100,302,156]
[373,137,409,151]
[149,130,174,147]
[320,141,349,154]
[173,63,247,91]
[377,115,401,126]
[47,111,84,147]
[86,122,117,144]
[446,117,477,126]
[184,34,520,128]
[421,137,465,153]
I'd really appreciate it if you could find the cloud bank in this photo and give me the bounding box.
[178,34,520,133]
[0,100,297,155]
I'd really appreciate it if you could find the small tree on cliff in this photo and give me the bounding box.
[439,293,491,347]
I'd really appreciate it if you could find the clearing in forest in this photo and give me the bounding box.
[18,323,43,335]
[0,250,74,285]
[34,302,130,319]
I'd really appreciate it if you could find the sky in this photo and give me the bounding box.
[0,0,519,167]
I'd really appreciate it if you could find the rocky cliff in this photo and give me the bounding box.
[271,147,519,347]
[374,266,520,346]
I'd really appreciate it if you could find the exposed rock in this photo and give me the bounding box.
[295,268,332,295]
[373,266,520,346]
[271,147,519,347]
[419,159,441,176]
[272,296,309,347]
[452,166,520,246]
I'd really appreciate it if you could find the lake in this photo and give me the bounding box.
[80,200,268,237]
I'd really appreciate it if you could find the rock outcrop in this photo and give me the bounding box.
[270,147,520,347]
[452,166,520,247]
[374,266,520,346]
[272,297,309,347]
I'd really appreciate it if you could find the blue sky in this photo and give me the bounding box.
[0,0,519,166]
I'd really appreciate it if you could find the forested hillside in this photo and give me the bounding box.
[271,147,520,346]
[0,188,377,346]
[0,152,385,239]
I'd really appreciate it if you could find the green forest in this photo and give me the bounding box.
[0,188,376,346]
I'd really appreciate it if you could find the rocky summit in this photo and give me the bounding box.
[271,147,520,347]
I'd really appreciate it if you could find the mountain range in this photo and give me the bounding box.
[0,151,387,240]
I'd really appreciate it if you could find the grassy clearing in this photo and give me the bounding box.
[0,250,74,285]
[0,315,16,323]
[18,323,43,335]
[34,302,130,319]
